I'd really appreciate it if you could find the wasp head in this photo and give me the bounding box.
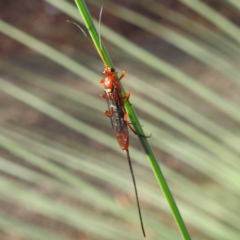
[103,67,115,76]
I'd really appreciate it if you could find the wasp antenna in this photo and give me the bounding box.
[67,16,108,68]
[99,6,104,50]
[125,150,146,237]
[67,20,89,38]
[97,6,109,68]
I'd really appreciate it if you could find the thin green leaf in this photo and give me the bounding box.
[74,0,191,239]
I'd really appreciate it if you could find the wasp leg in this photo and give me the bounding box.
[104,110,111,118]
[122,91,131,104]
[118,70,126,81]
[124,113,152,138]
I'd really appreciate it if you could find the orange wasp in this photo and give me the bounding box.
[100,64,148,238]
[69,8,150,237]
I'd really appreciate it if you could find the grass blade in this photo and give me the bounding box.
[74,0,191,239]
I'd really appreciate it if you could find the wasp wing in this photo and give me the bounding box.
[104,85,129,150]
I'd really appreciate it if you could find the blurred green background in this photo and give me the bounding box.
[1,0,240,239]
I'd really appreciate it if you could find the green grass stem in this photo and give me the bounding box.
[74,0,192,239]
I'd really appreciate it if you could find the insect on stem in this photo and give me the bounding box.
[71,6,148,236]
[125,149,146,237]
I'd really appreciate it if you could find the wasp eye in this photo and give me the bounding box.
[111,67,115,72]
